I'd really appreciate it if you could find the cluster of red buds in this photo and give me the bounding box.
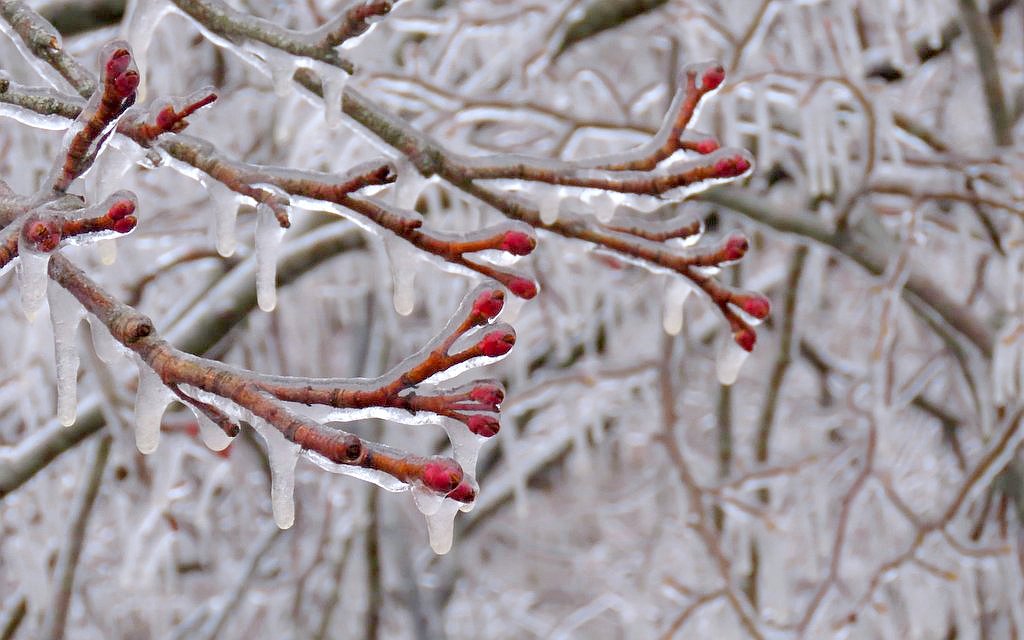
[1,193,139,272]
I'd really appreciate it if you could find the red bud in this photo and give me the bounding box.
[472,289,504,319]
[421,459,463,494]
[701,65,725,91]
[155,106,178,131]
[105,49,131,77]
[467,414,500,437]
[508,277,537,299]
[112,70,139,98]
[107,199,135,221]
[22,218,62,252]
[112,215,137,234]
[734,327,756,352]
[740,295,771,319]
[479,330,515,357]
[696,138,719,154]
[469,384,504,406]
[447,481,476,503]
[722,235,748,261]
[500,230,535,256]
[714,155,751,178]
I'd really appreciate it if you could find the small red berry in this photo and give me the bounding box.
[447,481,477,503]
[472,289,504,319]
[479,329,515,358]
[701,65,725,91]
[467,414,500,437]
[695,138,719,154]
[740,295,771,319]
[500,230,535,256]
[734,328,757,352]
[507,276,537,299]
[469,383,504,406]
[112,215,137,234]
[722,234,748,261]
[421,459,463,494]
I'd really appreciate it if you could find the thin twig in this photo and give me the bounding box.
[39,434,112,640]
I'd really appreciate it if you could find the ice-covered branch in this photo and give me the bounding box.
[47,42,138,192]
[45,253,507,527]
[167,0,392,75]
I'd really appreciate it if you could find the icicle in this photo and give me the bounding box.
[134,360,173,454]
[411,484,444,516]
[754,87,772,170]
[88,315,123,363]
[716,339,750,386]
[252,418,302,529]
[385,236,417,316]
[837,0,864,77]
[320,66,349,129]
[662,279,692,336]
[585,190,616,223]
[48,282,84,427]
[800,104,821,196]
[423,499,461,555]
[194,411,234,452]
[392,160,428,210]
[121,0,174,102]
[539,187,562,225]
[86,143,133,204]
[255,203,285,312]
[443,422,485,477]
[501,291,528,323]
[815,94,834,196]
[273,61,296,98]
[16,245,50,322]
[210,182,240,257]
[96,238,117,265]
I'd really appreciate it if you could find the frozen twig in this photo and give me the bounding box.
[168,0,394,75]
[38,434,111,640]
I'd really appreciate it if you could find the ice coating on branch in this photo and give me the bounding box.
[423,499,461,555]
[385,236,417,316]
[16,245,50,322]
[194,410,234,452]
[662,279,692,336]
[251,418,302,529]
[304,450,409,492]
[48,282,84,426]
[134,360,173,454]
[255,203,285,312]
[209,182,240,257]
[716,338,750,386]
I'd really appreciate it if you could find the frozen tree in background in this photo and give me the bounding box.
[0,0,1023,638]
